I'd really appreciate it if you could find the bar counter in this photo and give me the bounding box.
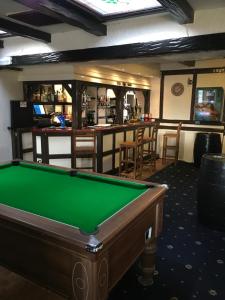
[32,122,154,173]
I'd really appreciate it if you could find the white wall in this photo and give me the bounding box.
[197,73,225,89]
[157,125,224,163]
[150,77,160,118]
[163,74,193,120]
[0,71,23,162]
[18,64,151,90]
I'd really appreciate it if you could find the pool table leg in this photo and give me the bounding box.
[137,237,157,286]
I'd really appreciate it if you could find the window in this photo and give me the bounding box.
[74,0,162,16]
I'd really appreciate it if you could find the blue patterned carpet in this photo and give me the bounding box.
[109,162,225,300]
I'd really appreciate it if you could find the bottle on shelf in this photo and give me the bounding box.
[41,87,48,102]
[47,87,54,102]
[54,90,58,102]
[32,90,39,102]
[58,89,63,102]
[62,88,67,102]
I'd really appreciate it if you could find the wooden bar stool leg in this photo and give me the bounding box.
[134,147,137,179]
[175,145,179,165]
[125,147,128,171]
[151,141,155,171]
[119,147,122,176]
[162,136,165,163]
[140,145,144,179]
[92,155,95,172]
[162,136,167,163]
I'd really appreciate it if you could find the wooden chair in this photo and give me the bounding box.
[162,122,182,165]
[143,122,159,171]
[72,129,96,171]
[119,127,145,179]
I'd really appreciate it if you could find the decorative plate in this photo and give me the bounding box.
[171,82,184,96]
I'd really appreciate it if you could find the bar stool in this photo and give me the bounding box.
[72,129,96,171]
[119,127,145,179]
[162,122,182,165]
[143,122,159,171]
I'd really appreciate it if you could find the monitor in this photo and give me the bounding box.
[33,104,46,115]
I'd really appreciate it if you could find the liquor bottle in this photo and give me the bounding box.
[62,88,67,102]
[58,89,63,102]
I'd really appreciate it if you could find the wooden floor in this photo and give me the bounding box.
[0,158,174,300]
[142,158,174,179]
[121,158,174,180]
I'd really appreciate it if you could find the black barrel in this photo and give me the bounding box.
[197,154,225,231]
[193,132,222,167]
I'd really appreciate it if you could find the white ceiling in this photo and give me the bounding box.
[0,0,29,15]
[188,0,225,10]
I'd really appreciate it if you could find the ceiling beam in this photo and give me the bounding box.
[0,67,23,71]
[0,33,13,38]
[0,18,51,43]
[179,60,195,67]
[11,32,225,66]
[157,0,194,24]
[40,0,106,36]
[14,0,107,36]
[0,40,3,48]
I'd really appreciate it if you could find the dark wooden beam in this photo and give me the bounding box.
[0,67,23,71]
[40,0,106,36]
[0,18,51,43]
[8,10,61,27]
[0,40,3,48]
[190,73,197,121]
[157,0,194,24]
[143,90,151,114]
[0,33,12,38]
[55,0,104,22]
[11,32,225,66]
[179,60,195,67]
[159,75,164,120]
[14,0,106,36]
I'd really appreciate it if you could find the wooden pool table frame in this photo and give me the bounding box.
[0,160,167,300]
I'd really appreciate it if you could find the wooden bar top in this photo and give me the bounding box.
[32,122,155,134]
[32,127,73,134]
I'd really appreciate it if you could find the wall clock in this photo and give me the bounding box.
[171,82,184,96]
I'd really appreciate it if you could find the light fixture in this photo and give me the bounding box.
[107,89,116,98]
[0,56,12,66]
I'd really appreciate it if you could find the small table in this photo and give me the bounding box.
[0,161,166,300]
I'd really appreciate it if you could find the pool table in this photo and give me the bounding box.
[0,160,166,300]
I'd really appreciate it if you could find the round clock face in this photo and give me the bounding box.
[171,82,184,96]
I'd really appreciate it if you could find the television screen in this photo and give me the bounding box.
[33,104,46,115]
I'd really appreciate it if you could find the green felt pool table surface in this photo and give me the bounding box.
[0,162,148,233]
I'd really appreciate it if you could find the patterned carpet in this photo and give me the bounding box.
[0,162,224,299]
[109,161,225,300]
